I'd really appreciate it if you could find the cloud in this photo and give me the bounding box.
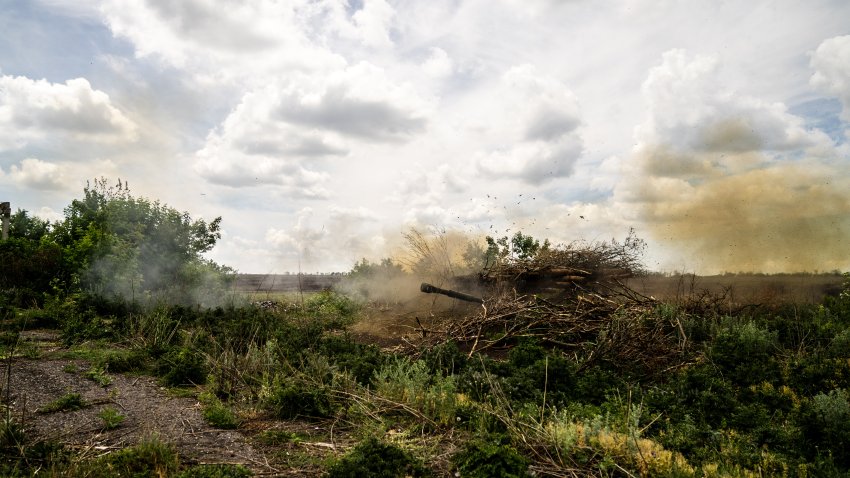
[638,49,829,163]
[96,0,351,83]
[810,35,850,122]
[275,62,430,141]
[624,49,850,273]
[265,205,388,268]
[7,158,65,190]
[195,62,430,195]
[422,47,453,78]
[0,75,137,151]
[473,65,583,184]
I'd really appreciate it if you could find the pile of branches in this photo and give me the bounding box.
[480,229,647,296]
[414,287,690,377]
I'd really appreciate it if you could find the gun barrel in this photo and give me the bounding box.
[420,282,484,304]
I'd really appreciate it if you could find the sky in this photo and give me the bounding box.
[1,0,849,274]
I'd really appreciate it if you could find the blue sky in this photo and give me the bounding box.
[1,0,849,274]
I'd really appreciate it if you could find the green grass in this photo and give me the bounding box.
[98,407,124,430]
[40,393,86,413]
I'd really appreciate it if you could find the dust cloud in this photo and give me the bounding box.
[634,147,850,273]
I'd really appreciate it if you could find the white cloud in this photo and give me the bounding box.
[195,62,431,195]
[620,48,850,274]
[422,47,453,78]
[0,75,137,151]
[636,49,833,179]
[810,35,850,121]
[8,158,64,190]
[473,65,583,184]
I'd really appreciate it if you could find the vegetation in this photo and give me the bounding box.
[2,183,850,476]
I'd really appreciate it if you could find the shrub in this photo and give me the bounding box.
[709,321,779,386]
[175,464,253,478]
[373,358,458,425]
[318,335,388,385]
[798,389,850,467]
[261,374,336,419]
[452,436,529,478]
[327,436,431,478]
[158,345,207,386]
[201,395,240,429]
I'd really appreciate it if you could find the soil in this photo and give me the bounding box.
[1,330,349,476]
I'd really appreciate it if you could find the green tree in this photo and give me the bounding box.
[9,209,51,241]
[51,178,228,303]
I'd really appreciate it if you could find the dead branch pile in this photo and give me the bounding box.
[414,287,690,377]
[480,230,648,296]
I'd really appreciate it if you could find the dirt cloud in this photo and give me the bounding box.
[634,149,850,273]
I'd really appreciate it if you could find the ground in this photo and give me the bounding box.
[2,330,348,476]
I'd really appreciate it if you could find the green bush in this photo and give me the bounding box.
[175,464,252,478]
[798,389,850,467]
[709,321,779,386]
[318,335,388,385]
[327,436,431,478]
[201,396,240,429]
[158,345,208,386]
[262,374,336,419]
[452,436,529,478]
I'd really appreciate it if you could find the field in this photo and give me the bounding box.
[626,273,845,304]
[4,192,850,476]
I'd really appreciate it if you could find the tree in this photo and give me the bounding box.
[9,209,51,241]
[51,178,228,303]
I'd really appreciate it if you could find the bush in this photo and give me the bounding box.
[798,389,850,467]
[201,394,240,429]
[262,374,336,419]
[158,345,208,386]
[709,321,779,386]
[327,436,431,478]
[176,464,253,478]
[318,335,388,385]
[452,436,529,478]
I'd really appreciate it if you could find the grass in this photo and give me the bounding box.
[3,272,850,476]
[84,365,112,387]
[98,407,125,430]
[40,392,86,413]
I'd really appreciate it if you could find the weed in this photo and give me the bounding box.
[327,435,431,477]
[84,365,112,387]
[158,344,207,386]
[452,436,530,478]
[261,374,336,419]
[91,436,179,477]
[199,392,240,429]
[98,406,124,430]
[257,429,304,446]
[40,392,86,413]
[175,464,253,477]
[373,358,458,425]
[62,363,78,373]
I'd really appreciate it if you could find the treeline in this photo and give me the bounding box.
[0,178,231,308]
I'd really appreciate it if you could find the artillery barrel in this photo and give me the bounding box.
[420,283,483,304]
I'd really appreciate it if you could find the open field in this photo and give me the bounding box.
[625,273,845,304]
[234,273,343,293]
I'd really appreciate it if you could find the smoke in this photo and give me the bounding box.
[633,149,850,273]
[626,49,850,274]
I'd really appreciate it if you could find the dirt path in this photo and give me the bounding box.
[2,331,276,474]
